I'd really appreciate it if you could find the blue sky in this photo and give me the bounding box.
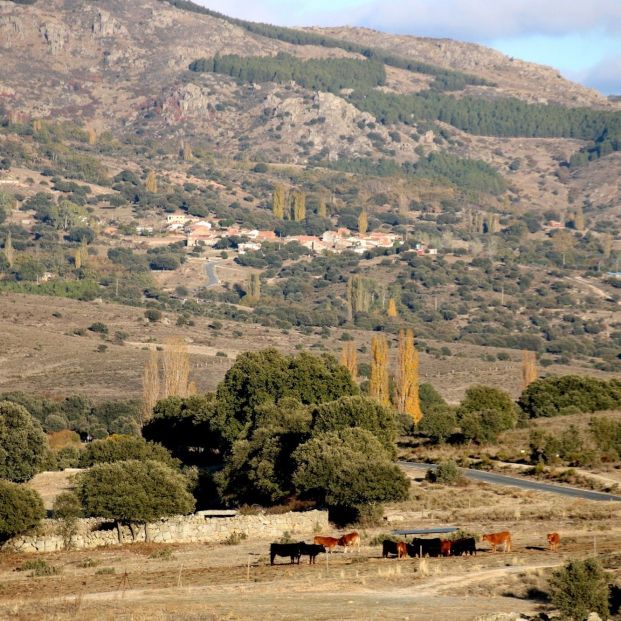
[196,0,621,95]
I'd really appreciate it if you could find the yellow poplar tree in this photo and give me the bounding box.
[87,127,97,146]
[358,210,368,235]
[145,171,158,193]
[141,349,160,426]
[369,334,390,407]
[162,337,190,398]
[181,141,192,161]
[387,298,398,318]
[573,206,585,231]
[395,329,422,425]
[292,191,306,221]
[521,350,538,390]
[4,231,14,268]
[340,342,358,381]
[317,196,327,218]
[74,248,82,270]
[272,185,286,219]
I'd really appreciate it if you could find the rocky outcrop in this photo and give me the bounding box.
[91,9,126,39]
[39,21,68,54]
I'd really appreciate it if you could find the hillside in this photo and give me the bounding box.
[0,0,620,408]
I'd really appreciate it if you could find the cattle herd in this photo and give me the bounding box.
[269,531,561,565]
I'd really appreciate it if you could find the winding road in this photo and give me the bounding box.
[399,461,621,502]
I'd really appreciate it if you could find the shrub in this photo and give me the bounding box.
[0,401,47,482]
[18,559,60,577]
[460,409,511,444]
[53,491,82,549]
[549,558,609,621]
[425,460,461,485]
[88,322,108,334]
[144,309,162,322]
[0,480,45,542]
[457,385,517,430]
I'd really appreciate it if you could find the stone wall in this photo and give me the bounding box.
[5,510,330,554]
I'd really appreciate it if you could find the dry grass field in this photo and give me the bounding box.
[1,476,621,621]
[0,293,612,404]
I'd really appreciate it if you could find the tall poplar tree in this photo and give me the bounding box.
[340,342,358,381]
[141,350,160,427]
[272,185,286,219]
[394,329,422,425]
[358,210,368,235]
[521,350,538,391]
[145,171,158,193]
[369,334,390,407]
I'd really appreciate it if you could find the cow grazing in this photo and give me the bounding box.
[482,531,512,553]
[407,538,442,558]
[314,535,339,553]
[299,543,326,564]
[270,542,301,565]
[338,531,361,553]
[382,540,407,559]
[440,540,452,557]
[547,532,560,551]
[450,537,476,556]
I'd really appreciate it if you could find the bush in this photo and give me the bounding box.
[425,460,461,485]
[457,385,517,430]
[18,559,60,577]
[549,558,609,621]
[460,409,511,444]
[144,309,162,322]
[78,435,178,468]
[0,480,45,542]
[519,376,621,418]
[0,401,47,482]
[88,322,108,334]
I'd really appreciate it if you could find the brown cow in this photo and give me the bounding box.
[314,535,339,553]
[440,540,452,557]
[482,531,512,553]
[338,531,360,553]
[382,540,408,559]
[547,532,560,551]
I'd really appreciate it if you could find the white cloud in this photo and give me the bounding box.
[196,0,621,40]
[578,55,621,95]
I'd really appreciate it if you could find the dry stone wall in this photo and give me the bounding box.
[5,510,329,554]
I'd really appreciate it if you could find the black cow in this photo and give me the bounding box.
[382,540,407,558]
[299,543,326,564]
[407,538,442,558]
[270,542,302,565]
[450,537,477,556]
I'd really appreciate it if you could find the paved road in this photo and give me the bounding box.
[204,261,220,287]
[399,461,621,502]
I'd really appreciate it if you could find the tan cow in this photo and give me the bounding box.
[547,532,560,551]
[482,531,512,553]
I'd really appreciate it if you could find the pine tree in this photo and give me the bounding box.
[87,127,97,146]
[340,342,358,381]
[387,298,398,318]
[141,349,160,426]
[358,210,368,235]
[162,337,190,398]
[272,185,286,219]
[145,171,158,193]
[395,329,422,425]
[369,334,390,407]
[4,231,14,268]
[521,350,538,390]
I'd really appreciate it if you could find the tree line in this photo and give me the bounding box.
[189,54,387,94]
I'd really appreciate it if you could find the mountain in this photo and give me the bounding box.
[0,0,620,404]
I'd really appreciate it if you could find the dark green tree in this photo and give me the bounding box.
[77,460,195,541]
[78,434,178,469]
[457,385,517,431]
[0,401,47,482]
[549,558,609,621]
[0,480,45,542]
